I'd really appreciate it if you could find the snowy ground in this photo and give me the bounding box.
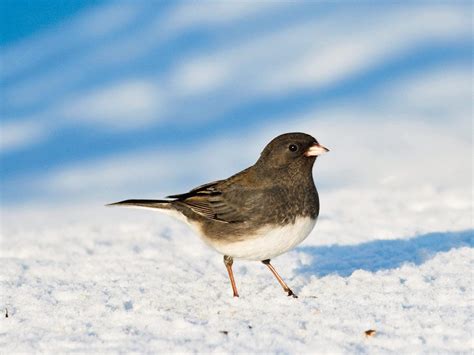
[1,183,472,353]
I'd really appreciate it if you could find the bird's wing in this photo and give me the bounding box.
[166,180,223,200]
[169,179,274,224]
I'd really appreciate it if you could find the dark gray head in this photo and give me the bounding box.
[257,132,329,170]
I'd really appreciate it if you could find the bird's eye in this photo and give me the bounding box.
[288,144,298,152]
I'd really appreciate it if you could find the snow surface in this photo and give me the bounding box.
[1,183,472,353]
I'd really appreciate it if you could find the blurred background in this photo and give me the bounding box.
[0,1,472,209]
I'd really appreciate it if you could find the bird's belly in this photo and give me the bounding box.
[210,217,316,261]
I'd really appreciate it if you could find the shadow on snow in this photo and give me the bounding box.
[297,229,473,277]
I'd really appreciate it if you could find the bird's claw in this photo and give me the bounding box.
[287,289,298,298]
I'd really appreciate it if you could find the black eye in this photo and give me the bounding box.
[288,144,298,152]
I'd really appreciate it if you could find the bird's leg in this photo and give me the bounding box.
[224,255,239,297]
[261,259,298,298]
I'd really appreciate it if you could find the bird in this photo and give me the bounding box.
[108,132,329,298]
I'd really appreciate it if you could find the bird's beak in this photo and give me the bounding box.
[305,142,329,157]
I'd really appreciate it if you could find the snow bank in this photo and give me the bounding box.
[1,185,472,353]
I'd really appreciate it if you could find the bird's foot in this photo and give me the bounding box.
[287,289,298,298]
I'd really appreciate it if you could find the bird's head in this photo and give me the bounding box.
[257,132,329,170]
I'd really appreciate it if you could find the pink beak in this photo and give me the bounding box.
[304,142,329,157]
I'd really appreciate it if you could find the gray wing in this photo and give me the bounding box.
[169,180,280,224]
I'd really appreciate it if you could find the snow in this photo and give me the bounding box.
[1,183,472,353]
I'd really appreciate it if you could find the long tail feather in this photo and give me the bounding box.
[106,199,172,209]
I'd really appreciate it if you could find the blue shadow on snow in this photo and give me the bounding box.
[297,229,473,277]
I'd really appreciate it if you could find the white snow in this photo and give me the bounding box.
[1,181,472,353]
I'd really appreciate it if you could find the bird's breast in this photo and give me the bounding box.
[209,216,316,261]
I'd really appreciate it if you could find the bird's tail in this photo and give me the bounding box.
[106,199,173,210]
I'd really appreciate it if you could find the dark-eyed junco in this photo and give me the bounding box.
[108,132,329,298]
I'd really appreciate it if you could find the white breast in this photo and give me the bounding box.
[211,217,316,261]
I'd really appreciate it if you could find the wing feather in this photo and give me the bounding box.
[168,180,249,223]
